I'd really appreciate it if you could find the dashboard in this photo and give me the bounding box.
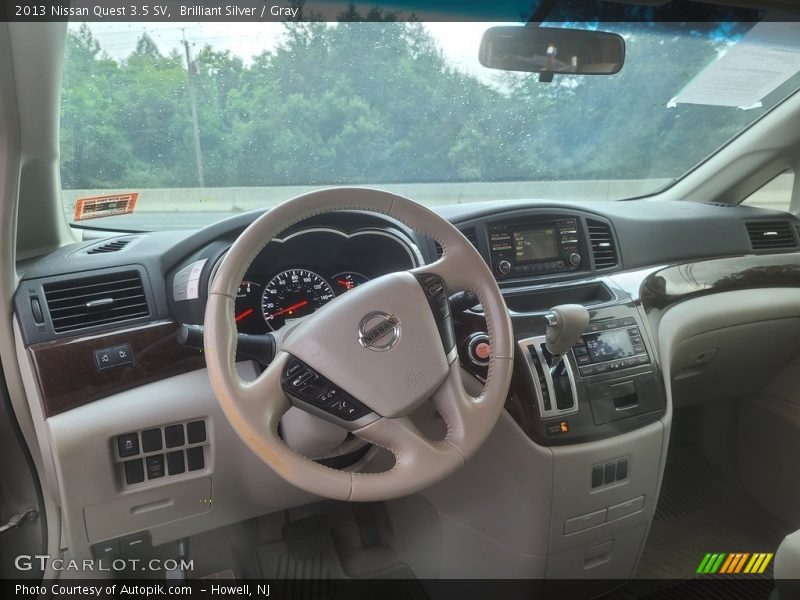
[12,194,800,576]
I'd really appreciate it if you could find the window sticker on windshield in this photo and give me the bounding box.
[671,20,800,109]
[73,193,139,221]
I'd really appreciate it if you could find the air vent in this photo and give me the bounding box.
[86,238,132,254]
[587,219,618,269]
[435,227,479,258]
[43,270,150,333]
[746,220,798,250]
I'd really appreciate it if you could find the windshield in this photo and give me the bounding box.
[60,19,800,230]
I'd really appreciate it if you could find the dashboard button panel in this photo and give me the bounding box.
[173,259,207,302]
[116,419,209,487]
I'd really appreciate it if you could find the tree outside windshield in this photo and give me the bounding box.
[60,15,799,230]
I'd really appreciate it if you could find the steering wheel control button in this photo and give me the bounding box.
[186,420,207,444]
[124,459,145,485]
[117,432,139,458]
[414,273,456,353]
[145,455,165,479]
[141,428,163,453]
[424,280,444,298]
[318,388,341,404]
[285,359,304,379]
[282,356,372,423]
[291,370,316,388]
[329,398,364,420]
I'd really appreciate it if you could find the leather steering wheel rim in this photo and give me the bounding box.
[204,187,514,501]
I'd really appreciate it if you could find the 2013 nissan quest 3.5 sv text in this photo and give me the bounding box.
[1,1,800,599]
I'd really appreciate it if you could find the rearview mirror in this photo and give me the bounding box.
[479,26,625,76]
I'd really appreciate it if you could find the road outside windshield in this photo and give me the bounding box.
[60,18,800,230]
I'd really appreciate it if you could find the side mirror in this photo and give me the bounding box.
[479,26,625,76]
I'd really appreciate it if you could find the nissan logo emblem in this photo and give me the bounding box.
[358,312,401,351]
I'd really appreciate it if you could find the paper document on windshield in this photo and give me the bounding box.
[671,19,800,109]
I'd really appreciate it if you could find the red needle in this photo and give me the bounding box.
[235,308,254,322]
[266,299,309,319]
[337,279,354,289]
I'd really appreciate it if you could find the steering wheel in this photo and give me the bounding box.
[204,188,513,501]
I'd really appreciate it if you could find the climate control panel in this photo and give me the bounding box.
[572,318,650,378]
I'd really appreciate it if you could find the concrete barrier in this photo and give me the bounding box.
[62,179,673,213]
[60,173,793,214]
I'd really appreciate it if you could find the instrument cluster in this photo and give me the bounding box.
[229,228,419,334]
[234,268,370,332]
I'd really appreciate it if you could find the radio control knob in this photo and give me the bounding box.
[465,332,491,367]
[496,260,512,276]
[567,252,582,268]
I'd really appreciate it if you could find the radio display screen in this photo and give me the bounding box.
[512,227,559,263]
[585,330,635,362]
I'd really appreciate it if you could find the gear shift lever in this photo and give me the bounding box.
[544,304,590,373]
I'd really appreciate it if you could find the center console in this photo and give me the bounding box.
[489,218,583,279]
[447,208,669,587]
[514,299,664,446]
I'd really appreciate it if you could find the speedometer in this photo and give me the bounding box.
[261,268,335,331]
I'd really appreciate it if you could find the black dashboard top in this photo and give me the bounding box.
[14,197,800,345]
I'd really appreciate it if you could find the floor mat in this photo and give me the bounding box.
[630,451,790,598]
[257,511,418,581]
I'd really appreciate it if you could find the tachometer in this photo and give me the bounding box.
[232,280,264,334]
[331,271,369,294]
[261,268,335,331]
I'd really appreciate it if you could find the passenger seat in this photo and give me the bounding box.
[772,529,800,600]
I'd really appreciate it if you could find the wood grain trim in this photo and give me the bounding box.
[641,253,800,311]
[29,320,205,417]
